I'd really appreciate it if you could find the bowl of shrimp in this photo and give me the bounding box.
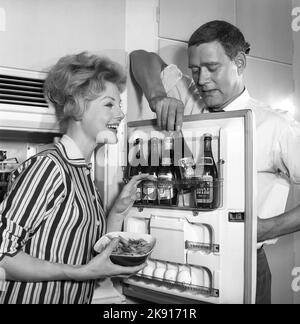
[94,231,156,266]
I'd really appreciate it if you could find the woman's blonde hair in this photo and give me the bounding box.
[44,52,126,131]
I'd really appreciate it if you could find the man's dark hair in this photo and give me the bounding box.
[188,20,251,60]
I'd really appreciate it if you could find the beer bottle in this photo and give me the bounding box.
[194,134,218,209]
[174,131,195,193]
[128,138,147,204]
[157,136,178,206]
[142,137,159,205]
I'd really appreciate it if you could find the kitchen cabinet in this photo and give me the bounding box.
[237,0,293,65]
[158,0,235,42]
[0,0,126,70]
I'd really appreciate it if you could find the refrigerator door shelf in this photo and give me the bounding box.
[125,265,220,302]
[187,250,220,271]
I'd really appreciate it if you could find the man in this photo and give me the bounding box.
[130,20,300,304]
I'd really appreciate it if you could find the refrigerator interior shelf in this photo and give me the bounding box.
[131,273,219,298]
[133,204,221,215]
[185,241,220,254]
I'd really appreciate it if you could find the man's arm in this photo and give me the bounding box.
[258,205,300,242]
[130,50,184,131]
[130,50,167,103]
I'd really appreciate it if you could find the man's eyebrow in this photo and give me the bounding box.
[189,62,220,68]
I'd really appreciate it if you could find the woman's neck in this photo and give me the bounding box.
[65,124,102,163]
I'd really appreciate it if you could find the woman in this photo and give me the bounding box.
[0,52,152,304]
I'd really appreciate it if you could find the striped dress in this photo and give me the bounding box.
[0,137,106,304]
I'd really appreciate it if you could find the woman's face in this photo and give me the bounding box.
[81,81,125,144]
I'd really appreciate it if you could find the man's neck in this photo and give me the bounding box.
[209,86,246,112]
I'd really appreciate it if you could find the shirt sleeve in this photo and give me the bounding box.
[160,64,206,115]
[273,116,300,184]
[0,155,65,261]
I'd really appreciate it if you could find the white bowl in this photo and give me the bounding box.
[94,231,156,267]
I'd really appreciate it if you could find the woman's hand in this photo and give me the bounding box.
[112,173,157,215]
[79,238,146,280]
[106,174,156,232]
[106,173,157,232]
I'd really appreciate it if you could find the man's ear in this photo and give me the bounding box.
[234,52,247,75]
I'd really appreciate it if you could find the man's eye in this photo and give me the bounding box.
[105,103,114,108]
[208,66,218,72]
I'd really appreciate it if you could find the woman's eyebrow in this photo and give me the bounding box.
[102,96,116,101]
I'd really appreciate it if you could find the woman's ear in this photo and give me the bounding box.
[234,52,247,75]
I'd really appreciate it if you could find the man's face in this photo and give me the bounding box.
[188,41,242,111]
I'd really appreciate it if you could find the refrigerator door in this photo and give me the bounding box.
[122,110,257,304]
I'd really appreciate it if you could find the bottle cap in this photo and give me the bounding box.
[203,133,212,138]
[164,136,173,142]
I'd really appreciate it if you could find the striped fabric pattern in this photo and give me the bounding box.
[0,138,106,304]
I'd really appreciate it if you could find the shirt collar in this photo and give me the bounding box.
[223,88,251,112]
[56,135,91,168]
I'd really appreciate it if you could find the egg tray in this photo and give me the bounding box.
[132,273,219,298]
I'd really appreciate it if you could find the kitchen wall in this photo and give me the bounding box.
[0,0,127,211]
[158,0,294,116]
[0,0,126,69]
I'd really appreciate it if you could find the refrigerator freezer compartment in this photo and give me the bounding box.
[149,216,186,263]
[125,216,150,234]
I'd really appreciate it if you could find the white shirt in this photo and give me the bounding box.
[161,64,300,247]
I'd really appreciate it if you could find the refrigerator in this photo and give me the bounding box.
[117,110,257,304]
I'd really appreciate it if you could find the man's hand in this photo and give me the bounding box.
[149,96,184,131]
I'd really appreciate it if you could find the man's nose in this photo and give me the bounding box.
[198,68,210,86]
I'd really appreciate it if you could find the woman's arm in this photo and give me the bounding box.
[0,251,81,282]
[0,239,145,282]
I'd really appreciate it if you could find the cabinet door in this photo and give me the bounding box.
[0,0,126,70]
[236,0,293,64]
[158,0,235,42]
[244,57,294,109]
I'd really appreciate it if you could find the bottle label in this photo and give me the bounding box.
[157,183,174,200]
[136,186,142,201]
[161,157,172,165]
[143,181,157,201]
[164,138,173,150]
[195,175,213,204]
